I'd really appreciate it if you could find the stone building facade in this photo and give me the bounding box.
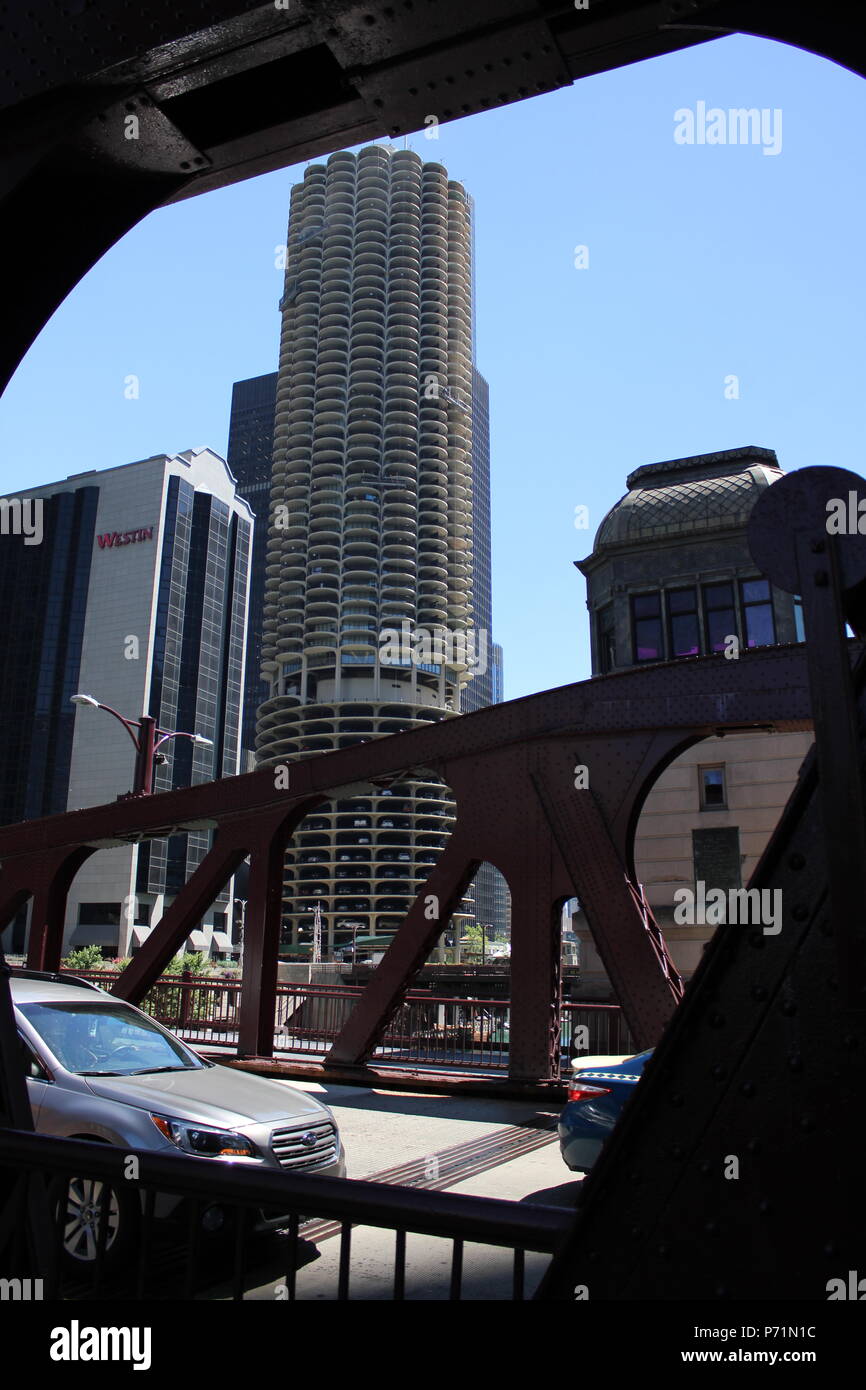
[571,445,812,995]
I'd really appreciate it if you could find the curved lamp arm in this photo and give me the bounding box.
[70,695,140,749]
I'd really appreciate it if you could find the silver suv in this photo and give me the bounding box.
[11,971,346,1269]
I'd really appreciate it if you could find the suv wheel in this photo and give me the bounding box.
[52,1175,139,1273]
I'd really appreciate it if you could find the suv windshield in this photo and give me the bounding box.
[19,1001,203,1076]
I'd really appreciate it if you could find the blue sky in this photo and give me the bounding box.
[1,33,864,699]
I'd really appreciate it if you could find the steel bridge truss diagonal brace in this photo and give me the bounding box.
[0,873,38,949]
[27,847,98,972]
[0,846,97,972]
[506,871,565,1084]
[602,731,702,875]
[794,534,866,1007]
[327,827,481,1068]
[113,803,320,1018]
[238,806,309,1058]
[531,767,681,1050]
[111,834,249,1005]
[536,720,866,1301]
[747,465,866,1007]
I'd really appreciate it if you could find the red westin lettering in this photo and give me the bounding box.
[96,527,153,550]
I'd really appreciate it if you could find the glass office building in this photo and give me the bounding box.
[0,486,98,829]
[226,371,279,768]
[459,365,507,938]
[0,449,253,958]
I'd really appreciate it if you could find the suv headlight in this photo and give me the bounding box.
[150,1114,257,1158]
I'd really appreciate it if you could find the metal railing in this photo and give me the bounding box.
[562,1002,636,1059]
[0,1129,573,1301]
[63,970,245,1046]
[62,971,634,1072]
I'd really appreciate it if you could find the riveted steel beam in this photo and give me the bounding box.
[0,645,818,1085]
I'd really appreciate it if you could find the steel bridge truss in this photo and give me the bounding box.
[3,465,866,1299]
[0,634,818,1083]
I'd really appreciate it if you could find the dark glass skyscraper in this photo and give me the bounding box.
[461,367,493,715]
[137,468,252,900]
[459,366,507,937]
[0,486,98,827]
[0,450,252,958]
[226,372,278,767]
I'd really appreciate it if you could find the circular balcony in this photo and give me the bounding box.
[343,500,378,519]
[309,502,341,524]
[279,555,306,576]
[418,486,448,508]
[380,595,414,615]
[381,581,415,602]
[356,222,388,247]
[384,368,418,391]
[382,538,415,558]
[343,560,378,581]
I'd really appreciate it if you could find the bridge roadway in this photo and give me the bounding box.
[219,1079,580,1301]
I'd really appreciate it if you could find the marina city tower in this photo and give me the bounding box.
[256,145,479,959]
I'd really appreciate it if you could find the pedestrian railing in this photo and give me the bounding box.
[63,971,633,1073]
[0,1129,573,1302]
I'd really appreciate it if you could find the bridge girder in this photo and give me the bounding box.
[0,643,815,1080]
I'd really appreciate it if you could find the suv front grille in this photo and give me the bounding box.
[270,1120,337,1171]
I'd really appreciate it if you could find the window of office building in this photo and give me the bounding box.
[703,581,737,653]
[740,577,776,648]
[597,602,616,673]
[631,592,663,663]
[699,765,726,809]
[666,587,701,657]
[77,902,121,927]
[794,594,805,642]
[692,826,741,893]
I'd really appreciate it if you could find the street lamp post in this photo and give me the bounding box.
[235,898,247,973]
[71,695,213,797]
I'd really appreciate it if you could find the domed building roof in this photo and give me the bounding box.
[593,446,783,550]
